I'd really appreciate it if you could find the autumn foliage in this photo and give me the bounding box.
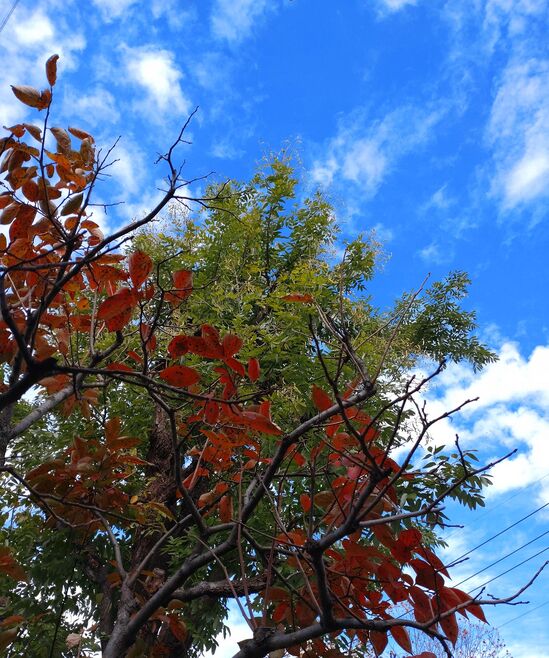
[0,57,537,658]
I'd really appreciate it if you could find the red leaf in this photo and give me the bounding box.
[106,362,134,373]
[239,411,283,436]
[105,307,133,332]
[97,288,137,320]
[140,323,156,351]
[370,630,388,655]
[282,293,314,303]
[222,333,243,358]
[299,494,311,513]
[128,251,152,289]
[247,357,260,382]
[390,626,412,653]
[159,365,200,387]
[168,335,189,357]
[312,384,333,412]
[204,400,219,425]
[272,602,289,623]
[439,611,459,645]
[167,269,193,303]
[224,356,246,377]
[399,528,423,549]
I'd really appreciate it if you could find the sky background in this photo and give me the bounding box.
[1,0,548,656]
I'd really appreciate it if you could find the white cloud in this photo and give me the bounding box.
[311,104,445,197]
[0,7,86,125]
[122,46,191,119]
[377,0,417,12]
[418,242,450,265]
[108,140,147,199]
[487,58,549,208]
[211,0,275,43]
[12,11,55,44]
[92,0,139,22]
[151,1,196,30]
[64,87,120,127]
[423,342,549,501]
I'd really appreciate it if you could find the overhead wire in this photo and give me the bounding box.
[497,599,549,630]
[0,0,21,36]
[469,544,549,593]
[454,527,549,587]
[445,500,549,569]
[443,471,549,542]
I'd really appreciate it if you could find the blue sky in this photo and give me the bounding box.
[1,0,548,656]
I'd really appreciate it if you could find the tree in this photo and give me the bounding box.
[0,57,541,658]
[406,617,513,658]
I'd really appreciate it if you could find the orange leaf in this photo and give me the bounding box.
[247,357,260,382]
[173,269,192,289]
[219,495,233,522]
[299,494,311,513]
[159,365,200,387]
[68,126,94,142]
[97,288,137,320]
[282,293,313,303]
[128,250,153,289]
[0,547,27,582]
[11,85,50,110]
[46,54,59,86]
[312,384,333,412]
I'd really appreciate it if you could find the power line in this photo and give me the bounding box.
[497,599,549,630]
[0,0,21,36]
[455,527,549,587]
[444,471,549,543]
[469,544,549,593]
[446,500,549,569]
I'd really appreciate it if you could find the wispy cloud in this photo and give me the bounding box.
[311,104,446,198]
[211,0,276,43]
[487,58,549,209]
[376,0,418,13]
[92,0,139,22]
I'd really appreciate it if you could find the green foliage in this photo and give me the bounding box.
[3,156,497,655]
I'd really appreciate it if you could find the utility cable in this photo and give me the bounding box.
[469,544,549,594]
[497,599,549,630]
[0,0,21,36]
[444,471,549,543]
[445,500,549,569]
[455,527,549,587]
